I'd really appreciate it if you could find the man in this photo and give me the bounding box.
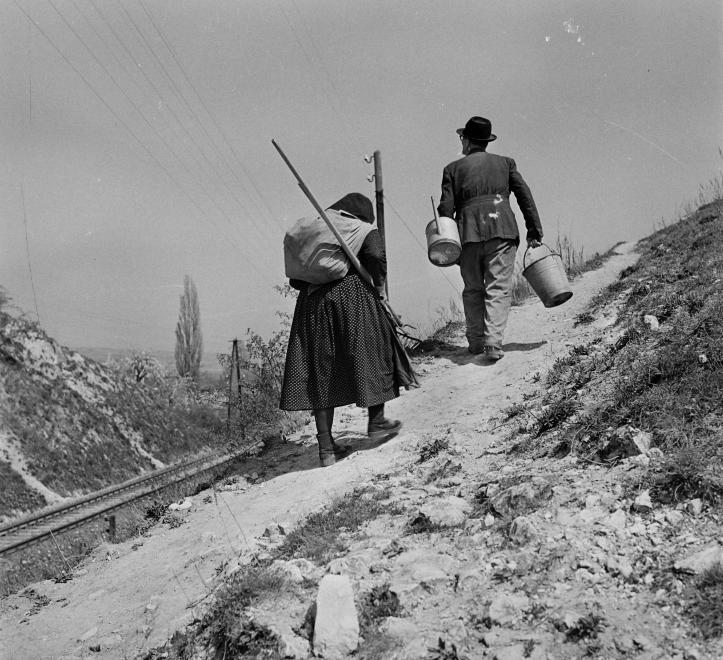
[438,116,543,361]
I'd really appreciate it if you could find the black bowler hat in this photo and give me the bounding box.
[456,116,497,142]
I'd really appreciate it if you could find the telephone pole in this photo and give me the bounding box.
[366,150,388,296]
[226,338,242,436]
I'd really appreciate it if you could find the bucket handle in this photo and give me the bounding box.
[523,242,558,269]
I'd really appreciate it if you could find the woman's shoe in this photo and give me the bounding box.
[367,418,403,443]
[316,432,336,467]
[331,438,353,459]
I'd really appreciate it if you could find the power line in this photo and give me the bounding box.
[138,0,284,231]
[19,183,41,322]
[71,0,270,251]
[111,0,275,243]
[17,1,268,274]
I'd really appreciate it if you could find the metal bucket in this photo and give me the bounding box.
[522,243,573,308]
[426,216,461,267]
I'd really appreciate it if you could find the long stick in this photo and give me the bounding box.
[272,139,405,328]
[272,139,374,287]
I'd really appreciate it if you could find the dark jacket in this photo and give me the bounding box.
[437,149,543,245]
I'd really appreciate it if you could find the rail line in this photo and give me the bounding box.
[0,448,245,556]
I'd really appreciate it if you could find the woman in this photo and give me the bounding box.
[280,192,403,467]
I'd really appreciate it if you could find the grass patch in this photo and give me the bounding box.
[525,195,723,494]
[142,565,287,659]
[534,397,580,437]
[357,584,403,659]
[418,437,450,462]
[649,446,723,504]
[684,564,723,639]
[273,487,403,565]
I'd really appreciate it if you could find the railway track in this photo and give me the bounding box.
[0,448,244,556]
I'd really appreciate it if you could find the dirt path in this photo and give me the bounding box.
[1,245,642,659]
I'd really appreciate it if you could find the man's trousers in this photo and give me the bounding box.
[459,238,518,350]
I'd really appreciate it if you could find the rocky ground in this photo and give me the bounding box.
[1,242,721,659]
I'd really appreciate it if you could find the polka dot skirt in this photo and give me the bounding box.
[279,272,400,410]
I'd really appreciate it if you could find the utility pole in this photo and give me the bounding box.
[365,150,388,296]
[226,338,242,436]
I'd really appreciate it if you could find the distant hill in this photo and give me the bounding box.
[0,323,225,523]
[74,346,228,376]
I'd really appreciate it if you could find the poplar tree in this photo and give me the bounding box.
[174,275,203,380]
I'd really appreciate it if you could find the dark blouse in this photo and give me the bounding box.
[290,228,386,291]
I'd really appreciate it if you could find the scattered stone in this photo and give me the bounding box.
[488,593,530,626]
[270,560,304,584]
[627,454,650,468]
[697,353,708,364]
[419,496,471,527]
[313,575,359,658]
[388,550,455,598]
[277,631,309,659]
[665,510,685,526]
[508,515,537,544]
[168,498,193,511]
[643,314,659,331]
[687,499,703,516]
[493,645,527,660]
[601,425,652,460]
[484,513,496,528]
[602,508,627,531]
[79,627,98,642]
[489,478,552,517]
[606,555,634,580]
[633,634,653,650]
[674,544,723,574]
[632,490,653,513]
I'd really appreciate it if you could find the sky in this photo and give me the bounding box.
[1,0,721,360]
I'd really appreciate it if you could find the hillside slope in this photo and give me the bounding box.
[0,315,222,523]
[1,198,721,659]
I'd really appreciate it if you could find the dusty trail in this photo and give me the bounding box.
[0,244,639,659]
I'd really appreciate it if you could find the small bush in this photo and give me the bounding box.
[274,487,402,564]
[685,564,723,639]
[418,437,450,462]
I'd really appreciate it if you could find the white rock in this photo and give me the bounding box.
[665,510,685,526]
[288,558,322,582]
[168,498,192,511]
[313,575,359,658]
[488,593,530,626]
[484,513,496,528]
[508,516,537,544]
[602,509,627,531]
[494,645,528,660]
[687,499,703,516]
[278,631,310,659]
[674,544,723,574]
[632,490,653,513]
[643,315,660,331]
[419,496,471,527]
[270,560,304,584]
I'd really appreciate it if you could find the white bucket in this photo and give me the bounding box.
[426,216,461,267]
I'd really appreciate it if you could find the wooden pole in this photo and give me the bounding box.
[226,339,240,436]
[372,150,388,296]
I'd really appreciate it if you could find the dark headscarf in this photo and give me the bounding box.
[327,192,375,225]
